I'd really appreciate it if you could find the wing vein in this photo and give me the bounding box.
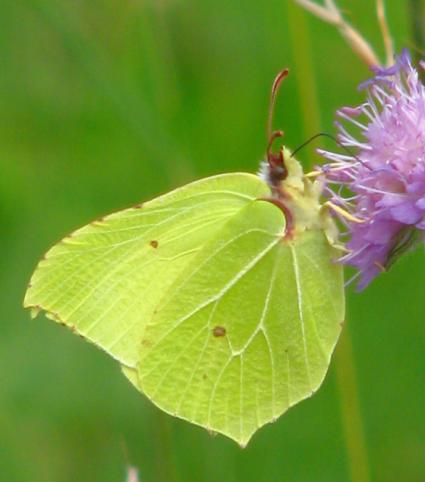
[289,245,312,390]
[148,234,279,350]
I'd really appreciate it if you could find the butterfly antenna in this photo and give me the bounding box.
[290,132,338,158]
[261,69,294,236]
[290,131,372,171]
[266,69,290,178]
[267,69,289,143]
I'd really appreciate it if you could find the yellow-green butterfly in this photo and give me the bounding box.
[24,70,344,446]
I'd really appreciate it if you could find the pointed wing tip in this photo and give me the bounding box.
[237,439,250,449]
[23,291,41,319]
[30,307,39,319]
[29,305,41,319]
[204,427,251,448]
[225,430,255,448]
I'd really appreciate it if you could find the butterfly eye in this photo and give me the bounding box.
[268,157,287,186]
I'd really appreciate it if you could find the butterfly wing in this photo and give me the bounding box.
[131,200,344,445]
[24,173,270,367]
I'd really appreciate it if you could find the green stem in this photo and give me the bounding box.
[409,0,425,81]
[334,326,372,482]
[285,4,371,480]
[154,412,180,482]
[286,2,322,169]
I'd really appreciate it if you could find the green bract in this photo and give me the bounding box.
[24,157,344,445]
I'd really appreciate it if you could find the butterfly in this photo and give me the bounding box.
[24,70,344,446]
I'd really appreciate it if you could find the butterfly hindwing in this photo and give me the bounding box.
[131,200,344,445]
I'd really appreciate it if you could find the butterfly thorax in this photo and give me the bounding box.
[258,146,339,245]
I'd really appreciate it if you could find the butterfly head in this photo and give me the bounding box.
[258,69,340,245]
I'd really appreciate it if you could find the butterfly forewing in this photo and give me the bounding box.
[24,173,270,366]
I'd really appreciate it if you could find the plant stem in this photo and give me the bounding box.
[409,0,425,82]
[334,326,372,482]
[154,412,180,482]
[286,4,371,480]
[286,1,322,168]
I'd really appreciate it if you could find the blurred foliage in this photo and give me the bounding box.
[1,1,424,481]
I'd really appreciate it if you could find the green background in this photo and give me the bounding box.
[1,0,424,481]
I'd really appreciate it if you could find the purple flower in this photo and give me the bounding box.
[319,49,425,290]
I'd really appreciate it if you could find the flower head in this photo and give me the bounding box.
[319,50,425,289]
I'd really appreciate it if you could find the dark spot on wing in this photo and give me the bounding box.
[150,240,159,248]
[212,326,226,337]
